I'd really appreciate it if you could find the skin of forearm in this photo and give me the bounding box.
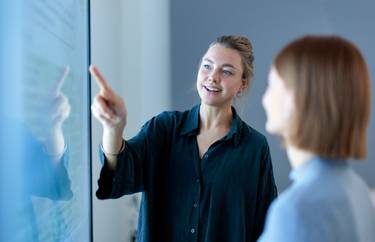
[102,127,124,169]
[44,128,65,163]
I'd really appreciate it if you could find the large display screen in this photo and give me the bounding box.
[0,0,92,241]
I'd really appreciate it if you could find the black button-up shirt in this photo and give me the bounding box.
[96,105,277,242]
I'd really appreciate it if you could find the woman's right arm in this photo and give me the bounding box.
[90,65,170,197]
[89,65,127,170]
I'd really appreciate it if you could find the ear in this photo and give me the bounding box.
[284,89,295,120]
[240,78,248,92]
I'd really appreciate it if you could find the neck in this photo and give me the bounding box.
[285,144,314,169]
[199,103,232,130]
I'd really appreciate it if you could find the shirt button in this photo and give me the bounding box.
[203,154,208,159]
[195,178,200,183]
[190,228,195,234]
[193,203,198,208]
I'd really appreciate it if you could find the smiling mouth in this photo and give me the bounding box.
[204,85,221,93]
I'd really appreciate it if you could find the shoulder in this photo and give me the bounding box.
[232,121,275,178]
[231,115,270,159]
[275,176,356,226]
[153,108,190,126]
[270,185,312,217]
[143,107,194,133]
[276,176,342,212]
[263,185,337,241]
[239,121,270,152]
[153,110,182,124]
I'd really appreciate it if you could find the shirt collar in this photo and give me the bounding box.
[179,105,200,136]
[289,156,348,182]
[179,104,243,146]
[222,106,242,146]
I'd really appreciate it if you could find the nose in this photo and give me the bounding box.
[208,69,219,83]
[261,93,267,109]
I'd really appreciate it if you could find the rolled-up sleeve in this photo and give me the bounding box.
[96,113,170,199]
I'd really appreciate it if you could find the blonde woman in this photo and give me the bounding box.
[91,36,277,242]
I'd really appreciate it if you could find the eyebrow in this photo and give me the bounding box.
[202,58,238,70]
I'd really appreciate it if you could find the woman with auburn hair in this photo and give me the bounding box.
[258,35,375,242]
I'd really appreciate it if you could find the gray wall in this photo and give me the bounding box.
[170,0,375,191]
[90,1,374,241]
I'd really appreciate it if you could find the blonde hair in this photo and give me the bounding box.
[209,35,254,90]
[274,35,371,160]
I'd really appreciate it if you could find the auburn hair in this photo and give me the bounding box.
[274,35,371,160]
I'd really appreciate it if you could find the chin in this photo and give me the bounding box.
[200,97,232,109]
[199,94,219,106]
[265,122,282,135]
[201,100,222,107]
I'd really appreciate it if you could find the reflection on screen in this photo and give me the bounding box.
[0,0,91,241]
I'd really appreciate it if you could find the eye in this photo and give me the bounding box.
[222,69,233,76]
[202,64,211,70]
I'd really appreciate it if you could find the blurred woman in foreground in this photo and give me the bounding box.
[259,35,375,242]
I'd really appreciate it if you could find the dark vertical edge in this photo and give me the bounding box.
[87,0,93,241]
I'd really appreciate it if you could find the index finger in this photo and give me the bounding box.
[89,65,113,92]
[53,65,70,95]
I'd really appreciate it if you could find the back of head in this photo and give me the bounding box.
[274,35,371,160]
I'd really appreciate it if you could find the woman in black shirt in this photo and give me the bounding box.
[91,35,277,242]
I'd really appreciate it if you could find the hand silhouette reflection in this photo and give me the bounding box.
[0,66,73,242]
[32,66,71,161]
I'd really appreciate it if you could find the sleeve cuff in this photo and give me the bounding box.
[98,139,125,166]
